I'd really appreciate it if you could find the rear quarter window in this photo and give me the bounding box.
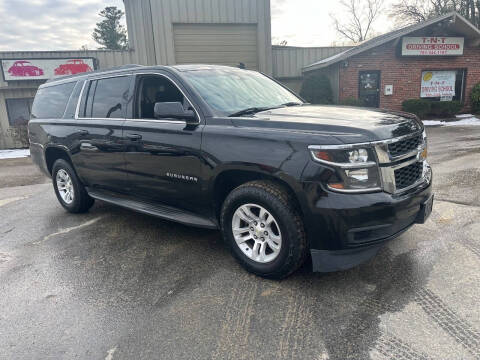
[91,76,131,118]
[31,82,76,119]
[79,76,131,118]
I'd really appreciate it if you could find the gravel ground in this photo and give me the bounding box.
[0,126,479,360]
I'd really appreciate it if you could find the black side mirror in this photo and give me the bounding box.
[154,102,196,121]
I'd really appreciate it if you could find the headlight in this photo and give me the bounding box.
[309,146,381,192]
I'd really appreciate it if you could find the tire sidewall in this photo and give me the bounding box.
[222,189,297,276]
[52,159,84,213]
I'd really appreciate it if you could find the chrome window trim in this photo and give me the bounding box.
[124,119,185,125]
[61,81,82,119]
[74,74,133,121]
[88,73,133,81]
[73,72,202,126]
[74,80,88,119]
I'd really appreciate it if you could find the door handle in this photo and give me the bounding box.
[80,142,97,151]
[76,129,89,135]
[127,134,142,140]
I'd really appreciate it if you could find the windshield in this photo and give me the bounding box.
[182,68,302,116]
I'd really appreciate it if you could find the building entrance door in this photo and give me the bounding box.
[359,71,380,107]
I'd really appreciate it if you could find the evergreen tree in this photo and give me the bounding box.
[92,6,128,50]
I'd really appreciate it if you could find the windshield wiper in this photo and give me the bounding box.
[228,106,279,117]
[228,102,303,117]
[281,102,303,107]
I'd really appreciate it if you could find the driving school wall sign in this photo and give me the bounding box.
[420,71,456,98]
[1,58,95,81]
[402,37,464,56]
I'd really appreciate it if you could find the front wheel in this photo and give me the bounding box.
[52,159,94,213]
[221,181,307,279]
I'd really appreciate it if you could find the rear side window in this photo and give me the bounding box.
[79,76,130,118]
[31,82,76,119]
[63,81,83,119]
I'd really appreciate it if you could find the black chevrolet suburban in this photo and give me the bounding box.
[29,64,433,279]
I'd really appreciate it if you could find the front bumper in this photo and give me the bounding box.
[302,181,433,272]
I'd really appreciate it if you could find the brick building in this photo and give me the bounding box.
[303,12,480,112]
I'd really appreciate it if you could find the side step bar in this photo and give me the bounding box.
[87,189,218,229]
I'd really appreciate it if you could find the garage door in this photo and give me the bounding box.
[173,24,258,70]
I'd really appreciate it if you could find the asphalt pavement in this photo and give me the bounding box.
[0,125,479,360]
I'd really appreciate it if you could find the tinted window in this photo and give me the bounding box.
[63,81,83,119]
[91,76,130,118]
[136,75,188,119]
[31,82,76,119]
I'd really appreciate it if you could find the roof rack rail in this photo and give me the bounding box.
[46,64,144,83]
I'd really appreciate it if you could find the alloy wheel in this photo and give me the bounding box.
[56,169,75,204]
[232,203,282,263]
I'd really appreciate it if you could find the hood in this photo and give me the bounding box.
[233,105,423,144]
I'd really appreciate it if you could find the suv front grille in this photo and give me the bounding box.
[388,134,422,157]
[394,162,423,190]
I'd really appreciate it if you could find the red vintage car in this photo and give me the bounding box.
[54,59,93,76]
[8,61,44,77]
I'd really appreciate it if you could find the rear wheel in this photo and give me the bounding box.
[221,181,307,279]
[52,159,94,213]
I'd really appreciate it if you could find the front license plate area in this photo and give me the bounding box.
[416,194,434,224]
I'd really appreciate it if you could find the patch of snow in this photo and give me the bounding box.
[0,149,30,159]
[445,117,480,126]
[423,120,444,126]
[423,116,480,126]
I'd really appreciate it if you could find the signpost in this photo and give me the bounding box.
[402,37,464,56]
[420,71,456,98]
[1,58,95,81]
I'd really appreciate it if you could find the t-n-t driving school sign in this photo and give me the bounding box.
[420,71,456,98]
[402,37,464,56]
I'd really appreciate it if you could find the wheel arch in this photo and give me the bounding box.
[44,145,74,175]
[210,166,307,220]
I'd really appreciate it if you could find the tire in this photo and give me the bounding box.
[220,180,307,279]
[52,159,94,213]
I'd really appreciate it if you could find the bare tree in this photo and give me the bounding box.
[331,0,385,43]
[390,0,433,24]
[391,0,480,26]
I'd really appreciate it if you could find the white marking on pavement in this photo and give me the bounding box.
[33,217,103,245]
[0,196,28,207]
[105,347,117,360]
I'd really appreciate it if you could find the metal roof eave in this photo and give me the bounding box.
[302,12,480,73]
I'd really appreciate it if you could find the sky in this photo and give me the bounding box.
[0,0,396,51]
